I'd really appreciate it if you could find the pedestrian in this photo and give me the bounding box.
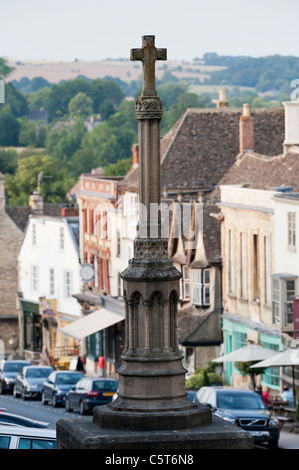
[256,384,263,398]
[281,385,295,406]
[262,386,272,407]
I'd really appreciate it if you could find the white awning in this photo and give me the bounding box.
[59,308,125,339]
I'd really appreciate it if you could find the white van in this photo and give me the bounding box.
[0,425,56,449]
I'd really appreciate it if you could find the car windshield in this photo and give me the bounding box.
[55,373,83,385]
[93,380,118,392]
[217,392,266,410]
[3,363,28,372]
[26,368,51,379]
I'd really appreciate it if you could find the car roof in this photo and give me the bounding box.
[0,411,49,427]
[54,370,83,374]
[90,377,118,381]
[200,387,258,394]
[0,425,56,438]
[3,359,31,366]
[24,365,53,369]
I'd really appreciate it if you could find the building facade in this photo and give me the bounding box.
[18,202,82,365]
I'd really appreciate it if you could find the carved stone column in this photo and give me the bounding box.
[93,36,211,431]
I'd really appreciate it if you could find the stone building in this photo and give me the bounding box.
[0,173,27,357]
[17,199,82,365]
[214,100,299,391]
[68,171,125,377]
[0,176,68,359]
[114,105,285,371]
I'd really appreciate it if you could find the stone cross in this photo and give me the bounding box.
[131,35,166,97]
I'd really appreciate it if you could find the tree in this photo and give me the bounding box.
[27,87,50,111]
[99,99,115,121]
[0,148,18,174]
[5,154,74,205]
[45,118,87,164]
[0,83,28,117]
[68,92,93,119]
[0,58,14,79]
[103,157,132,176]
[235,362,266,390]
[0,112,20,146]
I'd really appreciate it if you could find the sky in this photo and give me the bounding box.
[1,0,299,61]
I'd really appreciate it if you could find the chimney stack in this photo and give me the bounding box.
[239,103,254,153]
[61,205,79,217]
[217,89,228,108]
[132,143,139,165]
[282,100,299,154]
[29,191,44,214]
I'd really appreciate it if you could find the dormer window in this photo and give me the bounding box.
[191,268,211,307]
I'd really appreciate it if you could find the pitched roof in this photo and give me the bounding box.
[119,106,285,193]
[6,203,70,232]
[215,146,299,194]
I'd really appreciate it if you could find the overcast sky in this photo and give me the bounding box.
[1,0,298,61]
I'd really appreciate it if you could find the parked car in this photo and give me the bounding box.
[65,377,119,415]
[41,370,84,407]
[14,366,53,400]
[0,360,31,394]
[194,386,280,448]
[0,425,56,449]
[0,409,49,428]
[186,390,197,402]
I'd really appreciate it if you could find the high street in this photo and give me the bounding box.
[1,393,299,449]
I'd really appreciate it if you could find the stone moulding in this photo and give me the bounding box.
[135,96,163,120]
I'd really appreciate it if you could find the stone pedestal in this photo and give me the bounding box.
[57,415,253,449]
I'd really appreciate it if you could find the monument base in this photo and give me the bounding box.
[56,413,253,449]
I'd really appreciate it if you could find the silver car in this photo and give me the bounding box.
[0,425,56,449]
[14,366,53,400]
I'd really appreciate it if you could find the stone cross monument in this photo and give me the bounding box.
[56,36,253,449]
[92,35,209,430]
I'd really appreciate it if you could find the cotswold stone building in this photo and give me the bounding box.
[0,173,27,356]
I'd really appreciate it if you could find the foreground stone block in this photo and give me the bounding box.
[57,414,253,449]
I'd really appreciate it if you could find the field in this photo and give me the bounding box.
[7,59,226,84]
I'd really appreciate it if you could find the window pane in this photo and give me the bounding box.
[0,436,10,449]
[204,269,210,284]
[192,269,201,285]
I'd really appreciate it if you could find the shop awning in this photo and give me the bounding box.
[59,308,125,340]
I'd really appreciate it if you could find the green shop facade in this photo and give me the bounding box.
[222,313,282,392]
[19,299,42,362]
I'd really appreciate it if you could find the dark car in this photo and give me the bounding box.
[65,377,119,415]
[41,370,84,407]
[0,410,49,428]
[14,366,53,400]
[0,360,31,394]
[194,386,280,448]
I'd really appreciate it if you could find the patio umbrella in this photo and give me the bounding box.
[251,348,299,403]
[213,344,278,363]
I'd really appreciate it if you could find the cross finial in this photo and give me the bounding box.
[131,36,167,97]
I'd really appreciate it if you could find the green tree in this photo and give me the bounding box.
[0,112,20,145]
[5,154,74,205]
[0,58,14,79]
[68,92,93,119]
[235,362,266,390]
[99,99,115,121]
[103,157,132,176]
[0,83,28,117]
[27,87,50,111]
[45,119,87,164]
[18,120,38,147]
[0,148,18,174]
